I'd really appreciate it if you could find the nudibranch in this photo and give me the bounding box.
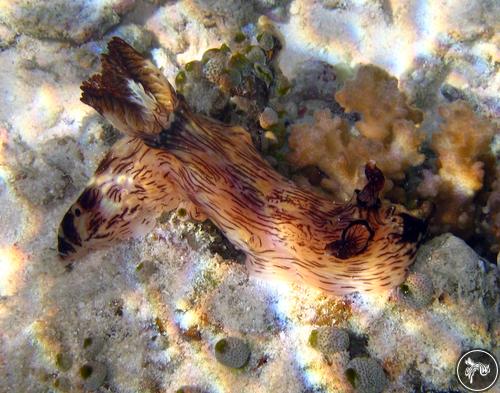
[58,38,427,295]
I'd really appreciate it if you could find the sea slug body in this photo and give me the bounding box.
[57,38,427,295]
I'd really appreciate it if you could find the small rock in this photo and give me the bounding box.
[284,101,298,119]
[264,131,278,146]
[135,260,158,283]
[259,107,279,129]
[396,272,434,308]
[309,326,349,354]
[214,337,250,368]
[413,234,498,307]
[290,60,338,101]
[346,357,388,393]
[182,78,228,116]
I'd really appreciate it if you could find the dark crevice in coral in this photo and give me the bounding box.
[201,221,246,263]
[347,332,369,358]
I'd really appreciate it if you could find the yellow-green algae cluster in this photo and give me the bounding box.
[174,18,291,159]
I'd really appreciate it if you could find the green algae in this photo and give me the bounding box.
[234,31,246,43]
[308,329,319,348]
[55,352,72,371]
[79,364,93,379]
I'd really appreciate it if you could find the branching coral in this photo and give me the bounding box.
[287,64,499,257]
[335,65,423,141]
[417,100,497,235]
[431,101,494,196]
[288,65,425,202]
[288,110,357,201]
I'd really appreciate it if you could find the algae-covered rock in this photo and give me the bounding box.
[175,26,288,124]
[309,326,349,354]
[397,272,434,308]
[214,337,250,368]
[259,107,279,129]
[55,352,73,371]
[413,234,498,314]
[364,233,498,390]
[346,357,388,393]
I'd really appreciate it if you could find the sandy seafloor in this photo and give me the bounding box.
[0,1,499,392]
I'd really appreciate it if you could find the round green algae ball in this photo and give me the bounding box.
[53,376,71,390]
[214,337,250,369]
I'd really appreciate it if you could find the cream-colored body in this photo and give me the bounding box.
[58,38,426,295]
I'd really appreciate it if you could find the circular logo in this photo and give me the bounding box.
[456,349,498,392]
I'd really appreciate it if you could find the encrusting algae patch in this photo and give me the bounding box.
[57,38,428,296]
